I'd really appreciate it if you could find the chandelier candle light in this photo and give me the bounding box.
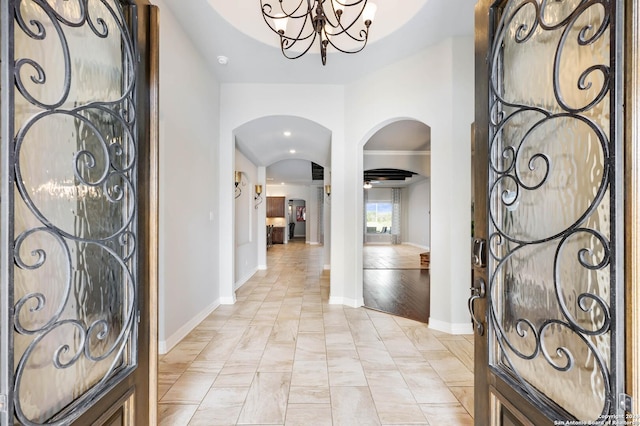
[261,0,377,65]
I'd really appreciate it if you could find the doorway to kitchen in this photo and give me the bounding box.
[288,199,307,242]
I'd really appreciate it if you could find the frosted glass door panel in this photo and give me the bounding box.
[488,0,616,422]
[10,0,138,424]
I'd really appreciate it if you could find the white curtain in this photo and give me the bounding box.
[391,188,401,244]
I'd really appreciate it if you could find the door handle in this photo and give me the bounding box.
[468,278,486,336]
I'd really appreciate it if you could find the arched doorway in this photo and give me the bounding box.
[232,116,331,291]
[361,119,431,323]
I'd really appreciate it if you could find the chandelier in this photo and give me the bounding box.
[260,0,377,66]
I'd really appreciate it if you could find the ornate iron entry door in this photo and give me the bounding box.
[1,1,142,424]
[482,0,624,423]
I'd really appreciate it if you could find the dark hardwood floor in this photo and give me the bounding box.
[363,268,430,324]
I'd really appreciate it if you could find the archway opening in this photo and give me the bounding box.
[361,119,431,323]
[232,115,331,291]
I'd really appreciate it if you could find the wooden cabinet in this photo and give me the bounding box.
[272,227,284,244]
[266,196,286,217]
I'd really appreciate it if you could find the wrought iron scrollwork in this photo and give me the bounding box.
[488,0,615,421]
[10,0,138,424]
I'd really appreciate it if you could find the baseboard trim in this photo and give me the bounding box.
[405,242,430,251]
[235,267,257,290]
[159,299,220,354]
[428,318,473,335]
[258,265,267,270]
[329,296,363,308]
[219,296,236,305]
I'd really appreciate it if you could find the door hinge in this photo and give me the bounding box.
[0,394,7,413]
[620,393,633,412]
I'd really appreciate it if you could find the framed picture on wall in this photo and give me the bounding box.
[296,206,306,222]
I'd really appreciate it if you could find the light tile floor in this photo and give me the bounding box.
[158,242,474,425]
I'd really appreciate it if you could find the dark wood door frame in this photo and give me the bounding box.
[473,1,492,424]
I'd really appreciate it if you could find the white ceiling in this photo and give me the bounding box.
[160,0,475,184]
[161,0,476,85]
[267,159,322,186]
[235,115,332,167]
[364,119,430,151]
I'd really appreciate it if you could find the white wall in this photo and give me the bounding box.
[366,187,392,202]
[323,170,331,267]
[345,40,455,310]
[404,178,431,249]
[310,186,323,245]
[234,149,260,289]
[345,36,474,333]
[155,1,221,353]
[448,37,474,327]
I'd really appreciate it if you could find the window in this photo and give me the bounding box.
[366,202,392,233]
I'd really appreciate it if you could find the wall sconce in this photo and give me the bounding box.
[235,171,245,199]
[324,184,331,204]
[363,181,372,189]
[254,184,263,209]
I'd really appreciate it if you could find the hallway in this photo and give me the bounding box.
[158,241,474,425]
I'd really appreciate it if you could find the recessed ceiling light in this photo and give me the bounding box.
[283,131,291,137]
[281,182,285,185]
[217,55,229,65]
[289,149,296,154]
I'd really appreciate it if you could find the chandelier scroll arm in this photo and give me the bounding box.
[261,0,311,22]
[323,27,369,54]
[323,0,371,38]
[280,29,319,60]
